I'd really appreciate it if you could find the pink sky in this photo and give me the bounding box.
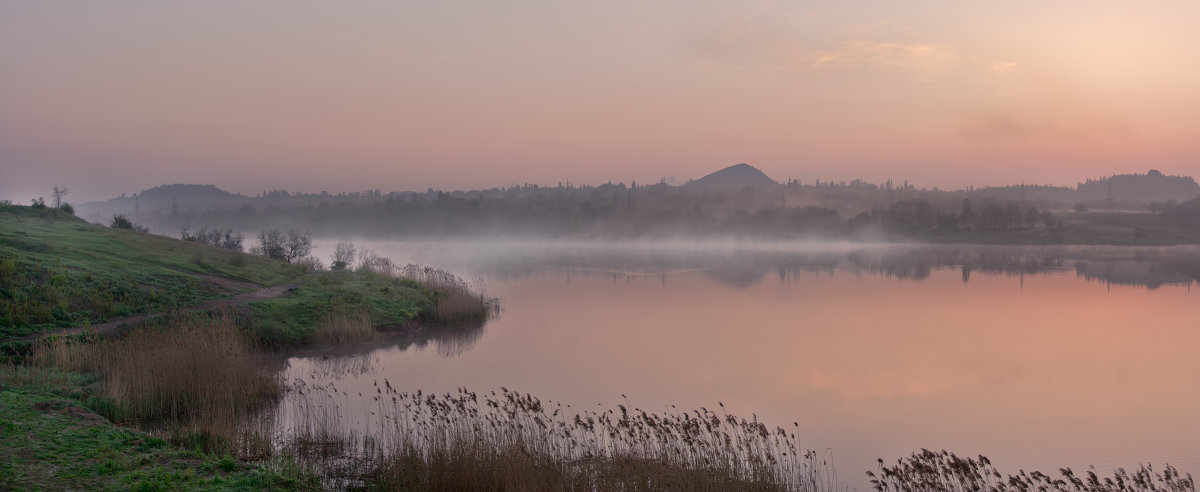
[2,1,1199,201]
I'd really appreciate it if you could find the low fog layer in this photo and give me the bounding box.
[310,239,1200,291]
[69,167,1200,246]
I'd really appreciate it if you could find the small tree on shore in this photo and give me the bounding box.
[283,230,313,263]
[331,242,356,270]
[111,214,134,229]
[253,228,312,263]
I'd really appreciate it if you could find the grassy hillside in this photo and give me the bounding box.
[0,366,315,491]
[0,204,304,340]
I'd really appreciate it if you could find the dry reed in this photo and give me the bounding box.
[313,311,378,345]
[398,264,497,323]
[32,312,281,455]
[281,384,834,491]
[869,449,1195,492]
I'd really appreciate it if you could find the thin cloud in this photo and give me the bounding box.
[803,40,958,71]
[687,18,959,76]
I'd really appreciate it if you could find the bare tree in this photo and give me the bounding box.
[254,229,286,260]
[52,185,69,208]
[253,228,312,263]
[284,229,313,263]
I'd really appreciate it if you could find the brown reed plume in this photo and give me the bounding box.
[281,383,834,491]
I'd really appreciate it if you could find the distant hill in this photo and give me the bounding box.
[133,184,241,202]
[1162,196,1200,224]
[688,163,777,189]
[1076,170,1199,203]
[74,184,247,227]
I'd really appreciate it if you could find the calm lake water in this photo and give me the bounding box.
[277,241,1200,486]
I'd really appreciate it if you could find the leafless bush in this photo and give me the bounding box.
[355,249,395,274]
[331,242,357,270]
[181,226,244,252]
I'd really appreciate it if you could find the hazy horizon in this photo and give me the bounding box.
[5,163,1197,206]
[4,1,1200,203]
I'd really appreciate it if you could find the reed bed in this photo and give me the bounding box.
[398,264,497,324]
[281,383,835,491]
[31,312,282,455]
[313,311,379,345]
[869,449,1195,492]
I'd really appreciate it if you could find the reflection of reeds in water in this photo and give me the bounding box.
[282,383,834,491]
[431,321,487,358]
[868,449,1195,492]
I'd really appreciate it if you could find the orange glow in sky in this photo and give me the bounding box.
[2,1,1199,200]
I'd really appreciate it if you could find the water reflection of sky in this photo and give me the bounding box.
[281,242,1200,486]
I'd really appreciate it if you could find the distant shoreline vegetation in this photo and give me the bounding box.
[72,166,1200,245]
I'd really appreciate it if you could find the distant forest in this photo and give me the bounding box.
[74,167,1200,242]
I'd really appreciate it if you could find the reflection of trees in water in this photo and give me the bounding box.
[458,245,1197,289]
[1073,261,1197,289]
[842,249,1067,283]
[701,263,772,288]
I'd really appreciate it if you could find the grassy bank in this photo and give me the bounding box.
[0,204,304,341]
[1,203,493,349]
[0,204,493,490]
[241,271,428,346]
[0,365,314,491]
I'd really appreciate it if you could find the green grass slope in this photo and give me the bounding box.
[0,205,304,341]
[245,270,432,346]
[0,367,315,491]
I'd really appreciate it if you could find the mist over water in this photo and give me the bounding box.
[275,240,1200,487]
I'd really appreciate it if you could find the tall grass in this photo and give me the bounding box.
[313,311,378,345]
[31,312,281,455]
[282,384,834,491]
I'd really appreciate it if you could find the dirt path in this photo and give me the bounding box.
[14,282,302,342]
